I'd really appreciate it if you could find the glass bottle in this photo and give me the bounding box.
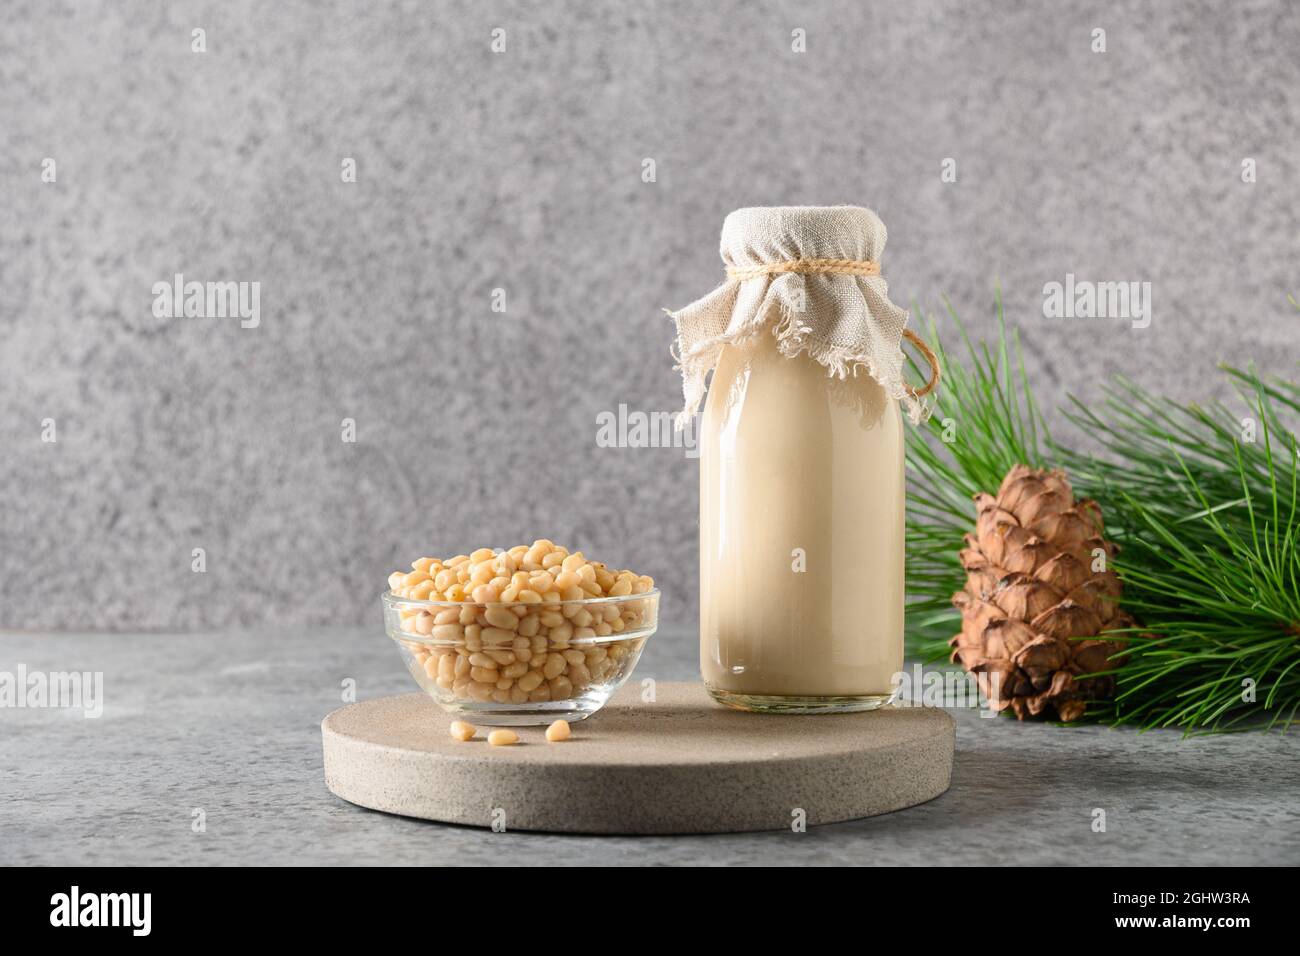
[699,334,905,713]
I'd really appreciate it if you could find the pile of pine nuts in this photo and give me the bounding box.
[388,542,656,706]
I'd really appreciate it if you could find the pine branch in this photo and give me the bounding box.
[904,294,1049,661]
[903,299,1300,733]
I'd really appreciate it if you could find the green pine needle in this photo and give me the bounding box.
[903,297,1300,734]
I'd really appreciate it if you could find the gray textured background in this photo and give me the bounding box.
[2,0,1298,635]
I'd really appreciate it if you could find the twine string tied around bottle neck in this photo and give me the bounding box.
[722,257,940,398]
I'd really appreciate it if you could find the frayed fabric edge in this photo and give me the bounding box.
[668,277,931,429]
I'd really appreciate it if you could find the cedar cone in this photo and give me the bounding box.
[950,465,1129,721]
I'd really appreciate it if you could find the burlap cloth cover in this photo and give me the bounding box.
[668,205,931,425]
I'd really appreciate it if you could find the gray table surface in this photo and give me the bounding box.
[3,627,1297,866]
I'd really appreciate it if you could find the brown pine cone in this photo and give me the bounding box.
[950,465,1129,721]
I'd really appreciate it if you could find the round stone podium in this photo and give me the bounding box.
[322,682,954,834]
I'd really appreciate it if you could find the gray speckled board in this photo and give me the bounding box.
[3,628,1299,865]
[321,686,955,834]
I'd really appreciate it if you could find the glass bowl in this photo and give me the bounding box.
[383,589,659,726]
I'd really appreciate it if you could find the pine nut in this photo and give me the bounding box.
[543,653,567,680]
[484,607,519,630]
